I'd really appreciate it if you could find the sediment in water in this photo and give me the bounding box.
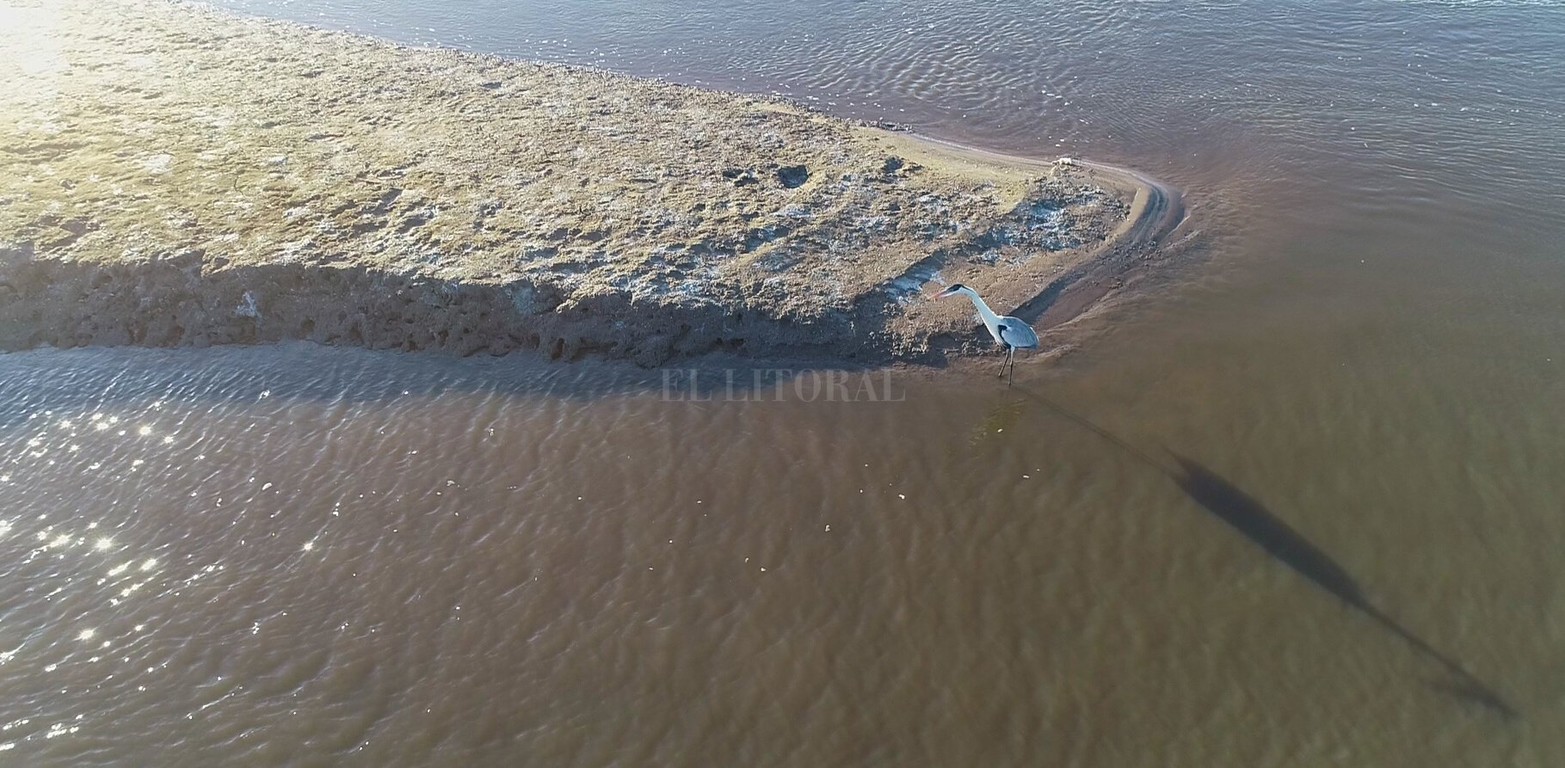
[0,0,1180,366]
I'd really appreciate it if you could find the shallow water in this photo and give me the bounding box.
[7,0,1565,764]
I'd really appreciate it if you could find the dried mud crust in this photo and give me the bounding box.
[0,0,1181,366]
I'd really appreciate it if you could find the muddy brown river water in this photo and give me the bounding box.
[4,0,1565,764]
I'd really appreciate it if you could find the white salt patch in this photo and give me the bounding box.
[141,154,173,174]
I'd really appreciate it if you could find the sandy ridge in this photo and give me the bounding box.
[0,0,1180,365]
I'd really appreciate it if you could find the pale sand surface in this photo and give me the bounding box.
[0,0,1177,365]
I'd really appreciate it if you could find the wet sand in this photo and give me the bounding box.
[0,0,1176,366]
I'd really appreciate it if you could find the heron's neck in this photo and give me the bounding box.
[963,291,1001,326]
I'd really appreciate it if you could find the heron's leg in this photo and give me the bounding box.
[1007,348,1016,386]
[997,345,1009,378]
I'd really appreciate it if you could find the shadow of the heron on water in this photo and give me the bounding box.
[1005,386,1517,720]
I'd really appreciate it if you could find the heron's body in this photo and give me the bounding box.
[937,284,1038,385]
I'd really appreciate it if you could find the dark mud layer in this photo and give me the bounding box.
[0,247,887,365]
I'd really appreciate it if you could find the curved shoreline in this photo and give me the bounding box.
[0,0,1188,367]
[877,135,1187,340]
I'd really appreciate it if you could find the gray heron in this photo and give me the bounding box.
[937,283,1038,385]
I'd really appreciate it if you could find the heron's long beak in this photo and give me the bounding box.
[935,286,958,298]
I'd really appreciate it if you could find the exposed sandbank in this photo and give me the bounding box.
[0,0,1181,366]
